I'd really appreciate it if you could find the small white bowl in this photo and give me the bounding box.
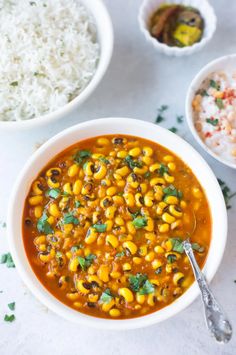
[0,0,113,131]
[7,118,227,329]
[186,54,236,169]
[138,0,217,57]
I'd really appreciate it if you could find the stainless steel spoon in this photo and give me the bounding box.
[183,238,232,343]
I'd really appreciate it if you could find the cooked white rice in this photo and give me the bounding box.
[0,0,99,121]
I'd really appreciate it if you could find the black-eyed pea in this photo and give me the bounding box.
[110,271,121,279]
[169,205,183,218]
[106,234,119,248]
[156,201,167,215]
[181,275,192,288]
[180,200,187,209]
[145,232,156,242]
[68,163,79,177]
[38,244,47,252]
[97,137,110,146]
[66,293,79,301]
[163,173,175,183]
[49,203,60,218]
[87,275,102,287]
[124,193,135,207]
[118,288,134,303]
[173,272,185,286]
[147,294,156,306]
[150,177,165,186]
[144,191,154,207]
[163,155,174,162]
[152,259,163,270]
[88,293,99,302]
[117,150,128,158]
[134,305,142,310]
[88,265,96,275]
[34,206,43,218]
[126,221,136,235]
[34,235,46,246]
[139,245,147,256]
[162,212,175,224]
[106,186,117,196]
[173,287,183,297]
[100,196,113,209]
[145,251,155,262]
[167,162,176,171]
[123,241,137,255]
[73,179,82,195]
[164,196,178,205]
[171,220,182,230]
[122,263,132,271]
[97,265,110,282]
[136,293,146,304]
[47,177,60,189]
[129,147,141,157]
[63,182,72,195]
[142,156,153,165]
[116,166,130,177]
[76,279,91,294]
[47,216,55,225]
[105,206,117,219]
[139,183,148,194]
[32,180,43,195]
[164,240,173,251]
[69,257,79,272]
[109,308,121,317]
[102,299,115,312]
[135,193,144,207]
[29,195,43,206]
[154,245,165,254]
[94,163,107,180]
[59,196,70,210]
[117,180,126,187]
[149,163,160,172]
[158,223,169,233]
[192,187,202,199]
[106,220,113,232]
[143,146,153,157]
[84,161,94,176]
[115,216,124,226]
[144,217,154,232]
[133,257,142,265]
[133,166,148,175]
[154,186,163,201]
[46,167,61,177]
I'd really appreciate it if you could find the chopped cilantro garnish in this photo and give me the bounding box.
[125,155,142,169]
[155,267,162,275]
[92,224,107,233]
[37,212,53,234]
[167,254,177,263]
[46,188,60,199]
[0,253,15,268]
[10,81,18,86]
[132,217,147,229]
[210,79,220,90]
[62,212,79,225]
[99,157,110,164]
[206,118,219,126]
[128,273,147,292]
[200,89,209,97]
[169,127,178,133]
[144,171,151,179]
[163,185,183,199]
[158,163,169,176]
[4,314,15,322]
[77,254,96,271]
[74,150,91,165]
[100,289,113,304]
[155,105,169,123]
[8,302,15,311]
[75,201,81,208]
[170,238,184,253]
[218,179,236,209]
[71,245,83,253]
[115,251,125,258]
[177,115,184,124]
[215,98,224,109]
[139,280,155,295]
[192,243,205,253]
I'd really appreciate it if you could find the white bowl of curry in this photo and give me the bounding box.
[7,118,227,329]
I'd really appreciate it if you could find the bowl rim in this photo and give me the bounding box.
[185,53,236,169]
[7,117,228,329]
[138,0,217,56]
[0,0,114,130]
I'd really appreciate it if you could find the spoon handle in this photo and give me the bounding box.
[183,239,232,343]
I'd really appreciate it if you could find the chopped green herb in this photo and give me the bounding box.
[192,243,205,253]
[8,302,15,311]
[92,224,107,233]
[158,163,169,176]
[144,171,151,179]
[100,289,113,304]
[218,179,236,209]
[0,221,6,228]
[139,280,155,295]
[167,254,177,263]
[206,118,219,126]
[170,238,184,254]
[155,267,162,275]
[155,105,169,123]
[78,254,96,271]
[71,244,83,253]
[200,89,209,97]
[29,1,36,5]
[46,188,60,199]
[169,127,178,133]
[125,155,142,169]
[130,211,140,219]
[74,150,91,165]
[75,201,81,208]
[115,251,125,258]
[10,81,18,86]
[99,157,110,164]
[215,98,224,109]
[163,185,183,199]
[132,217,147,229]
[129,273,147,292]
[0,253,15,268]
[4,314,15,322]
[62,213,79,225]
[177,115,184,124]
[37,212,53,234]
[210,79,220,90]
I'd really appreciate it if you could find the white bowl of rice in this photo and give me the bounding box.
[186,54,236,169]
[0,0,113,129]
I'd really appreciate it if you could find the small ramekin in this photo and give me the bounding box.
[186,54,236,169]
[138,0,217,57]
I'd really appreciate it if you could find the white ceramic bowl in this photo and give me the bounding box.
[7,118,227,329]
[138,0,217,57]
[186,54,236,169]
[0,0,113,131]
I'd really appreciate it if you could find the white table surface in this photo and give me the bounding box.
[0,1,236,354]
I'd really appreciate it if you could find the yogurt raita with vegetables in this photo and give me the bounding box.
[192,71,236,165]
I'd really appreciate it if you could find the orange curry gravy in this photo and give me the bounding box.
[22,135,211,319]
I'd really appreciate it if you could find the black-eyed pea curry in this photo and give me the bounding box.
[23,135,211,319]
